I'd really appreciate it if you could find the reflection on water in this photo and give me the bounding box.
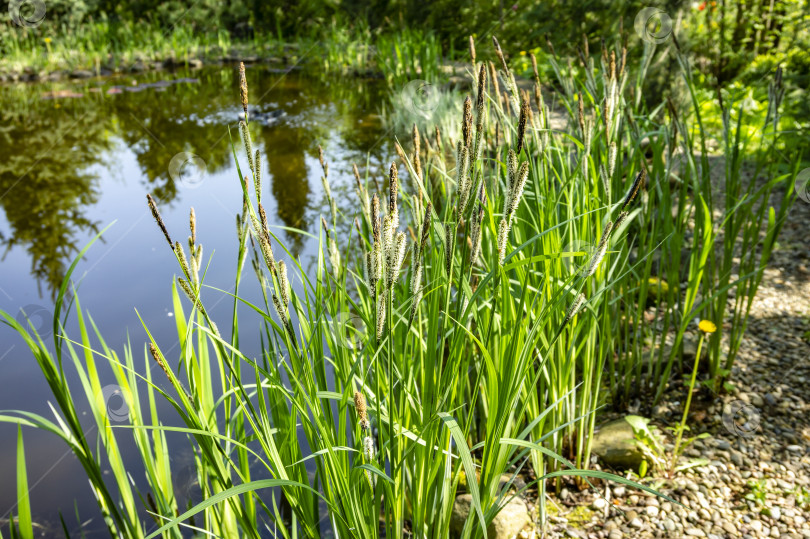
[0,65,387,296]
[0,65,391,535]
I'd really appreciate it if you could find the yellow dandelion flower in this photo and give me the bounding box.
[698,320,717,333]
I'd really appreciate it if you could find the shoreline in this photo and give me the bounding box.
[0,41,400,85]
[0,48,300,84]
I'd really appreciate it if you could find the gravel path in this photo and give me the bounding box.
[540,174,810,538]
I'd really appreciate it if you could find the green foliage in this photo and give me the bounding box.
[0,36,710,537]
[625,415,666,475]
[745,478,769,506]
[376,29,442,85]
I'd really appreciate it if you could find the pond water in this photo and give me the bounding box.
[0,64,394,536]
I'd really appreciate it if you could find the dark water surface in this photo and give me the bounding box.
[0,65,392,535]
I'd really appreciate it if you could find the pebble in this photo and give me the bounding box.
[537,210,810,539]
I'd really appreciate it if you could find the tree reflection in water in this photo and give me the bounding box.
[0,66,387,297]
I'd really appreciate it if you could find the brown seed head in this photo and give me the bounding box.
[259,203,270,238]
[388,163,398,215]
[609,50,616,81]
[318,145,327,177]
[620,46,627,79]
[352,163,363,192]
[189,207,196,245]
[622,169,646,210]
[545,35,556,58]
[476,64,487,119]
[420,202,432,251]
[492,35,508,73]
[534,84,543,120]
[354,391,367,419]
[353,163,361,182]
[469,35,476,63]
[412,124,423,182]
[614,210,629,231]
[149,343,172,381]
[394,141,407,165]
[462,96,473,149]
[239,62,248,119]
[147,193,174,250]
[371,193,380,243]
[516,94,529,154]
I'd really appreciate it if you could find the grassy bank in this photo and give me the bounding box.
[0,18,445,85]
[2,30,801,539]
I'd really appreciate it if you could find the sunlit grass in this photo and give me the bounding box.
[1,32,798,538]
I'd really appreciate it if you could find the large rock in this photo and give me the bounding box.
[450,494,530,538]
[591,417,646,470]
[69,69,94,79]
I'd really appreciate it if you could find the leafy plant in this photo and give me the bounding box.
[2,26,798,538]
[745,479,768,506]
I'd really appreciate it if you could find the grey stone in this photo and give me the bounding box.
[69,69,94,79]
[450,494,530,538]
[591,417,647,470]
[763,506,781,521]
